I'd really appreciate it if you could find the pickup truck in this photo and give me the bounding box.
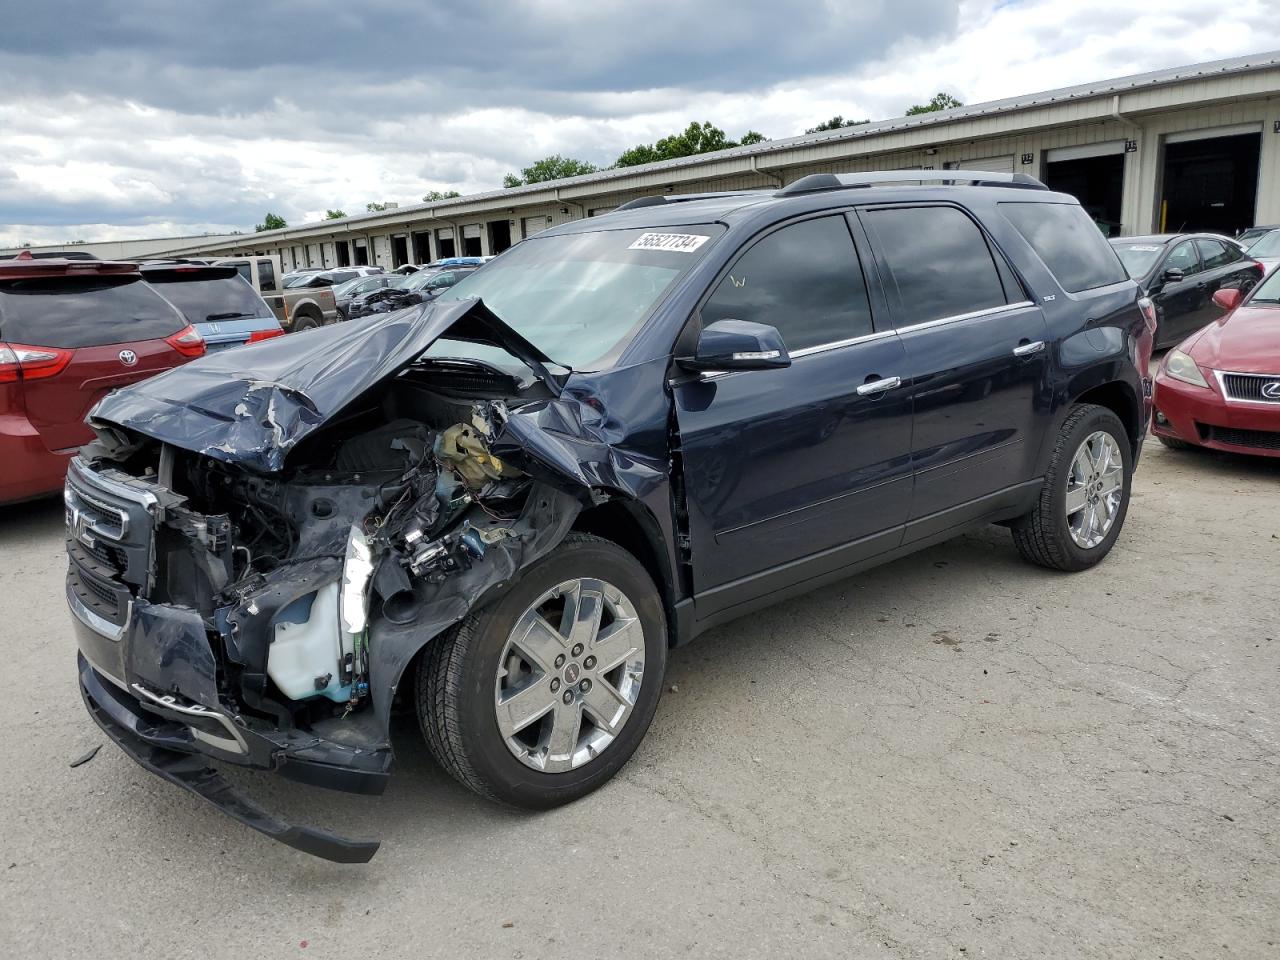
[213,255,339,332]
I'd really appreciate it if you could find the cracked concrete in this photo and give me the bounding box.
[1,438,1276,959]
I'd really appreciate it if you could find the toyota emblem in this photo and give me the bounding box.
[118,349,138,366]
[1262,381,1280,400]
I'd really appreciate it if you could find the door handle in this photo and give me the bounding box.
[1012,340,1045,357]
[856,376,901,396]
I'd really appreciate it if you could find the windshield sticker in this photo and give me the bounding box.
[628,232,710,253]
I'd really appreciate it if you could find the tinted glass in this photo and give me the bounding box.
[868,206,1008,324]
[146,275,272,322]
[1165,241,1199,275]
[425,271,457,288]
[701,216,872,350]
[258,260,276,290]
[0,275,185,348]
[1111,242,1166,278]
[1195,238,1236,270]
[440,225,723,368]
[230,262,252,284]
[999,201,1128,292]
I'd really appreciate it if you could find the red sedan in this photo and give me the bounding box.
[0,254,206,504]
[1152,269,1280,457]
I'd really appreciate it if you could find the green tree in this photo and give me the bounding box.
[366,201,389,212]
[805,115,869,134]
[422,190,462,202]
[254,212,287,232]
[614,121,768,167]
[503,155,599,187]
[905,92,963,115]
[324,209,347,219]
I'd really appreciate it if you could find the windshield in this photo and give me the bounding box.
[438,225,724,368]
[405,269,450,291]
[1250,268,1280,304]
[148,274,271,322]
[1246,231,1280,258]
[1110,242,1166,278]
[1238,227,1271,246]
[333,277,364,297]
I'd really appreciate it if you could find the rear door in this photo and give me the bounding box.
[1195,237,1262,312]
[858,203,1050,536]
[673,213,913,599]
[0,275,188,451]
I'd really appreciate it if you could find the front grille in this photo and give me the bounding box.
[1197,424,1280,451]
[1221,373,1280,403]
[67,565,123,624]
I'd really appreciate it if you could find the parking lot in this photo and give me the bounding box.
[0,437,1276,959]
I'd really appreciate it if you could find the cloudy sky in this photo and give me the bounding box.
[1,0,1277,246]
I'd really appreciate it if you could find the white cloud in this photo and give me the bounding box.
[1,0,1277,246]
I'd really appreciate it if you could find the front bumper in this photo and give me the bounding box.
[78,654,380,863]
[1152,370,1280,457]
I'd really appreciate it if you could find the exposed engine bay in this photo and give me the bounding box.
[78,360,586,743]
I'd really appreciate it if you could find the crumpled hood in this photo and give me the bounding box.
[88,298,558,473]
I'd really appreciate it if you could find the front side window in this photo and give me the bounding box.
[1165,241,1200,276]
[1195,238,1237,270]
[999,201,1128,293]
[700,216,873,351]
[867,205,1008,325]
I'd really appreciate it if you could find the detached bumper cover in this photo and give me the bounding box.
[79,654,382,863]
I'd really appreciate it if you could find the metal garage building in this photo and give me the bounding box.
[149,51,1280,266]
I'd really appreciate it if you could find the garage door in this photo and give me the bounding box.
[522,216,550,239]
[954,155,1015,174]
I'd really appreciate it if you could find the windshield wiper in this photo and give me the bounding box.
[205,311,254,321]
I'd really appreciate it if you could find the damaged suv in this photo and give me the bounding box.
[69,171,1154,861]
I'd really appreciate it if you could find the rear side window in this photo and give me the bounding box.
[257,260,276,291]
[0,275,185,348]
[864,206,1008,325]
[1000,202,1128,293]
[146,274,272,323]
[701,215,873,351]
[1195,238,1237,270]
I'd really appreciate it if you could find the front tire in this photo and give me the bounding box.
[417,534,666,808]
[1011,404,1132,572]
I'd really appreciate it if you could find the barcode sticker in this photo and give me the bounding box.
[628,232,710,253]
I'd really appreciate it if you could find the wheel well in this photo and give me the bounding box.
[1075,381,1141,452]
[571,498,677,643]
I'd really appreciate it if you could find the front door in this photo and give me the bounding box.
[858,203,1052,535]
[673,214,913,603]
[1152,239,1205,347]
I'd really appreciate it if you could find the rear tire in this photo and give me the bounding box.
[292,313,320,332]
[1011,404,1132,572]
[417,534,666,808]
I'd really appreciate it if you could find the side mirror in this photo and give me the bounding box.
[1162,267,1185,284]
[1212,288,1242,312]
[678,319,791,372]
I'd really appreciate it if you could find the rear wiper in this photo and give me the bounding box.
[205,311,254,321]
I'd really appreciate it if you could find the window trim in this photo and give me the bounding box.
[684,208,885,357]
[857,201,1020,331]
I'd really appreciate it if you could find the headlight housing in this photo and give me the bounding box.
[1164,349,1209,388]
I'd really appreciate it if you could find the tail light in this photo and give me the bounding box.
[0,341,74,383]
[165,324,206,358]
[246,328,285,343]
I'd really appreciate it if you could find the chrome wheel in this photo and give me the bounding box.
[494,578,646,773]
[1065,430,1124,549]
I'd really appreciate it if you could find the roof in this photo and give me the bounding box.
[227,50,1280,246]
[0,253,139,281]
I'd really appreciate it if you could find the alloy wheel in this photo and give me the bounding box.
[1065,430,1124,549]
[494,578,646,772]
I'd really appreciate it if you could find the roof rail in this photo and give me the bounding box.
[776,170,1048,196]
[616,190,764,211]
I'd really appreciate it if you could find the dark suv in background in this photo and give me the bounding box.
[69,171,1154,861]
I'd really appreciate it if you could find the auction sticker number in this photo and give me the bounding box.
[628,232,710,253]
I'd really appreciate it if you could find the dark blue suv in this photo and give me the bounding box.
[69,171,1155,861]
